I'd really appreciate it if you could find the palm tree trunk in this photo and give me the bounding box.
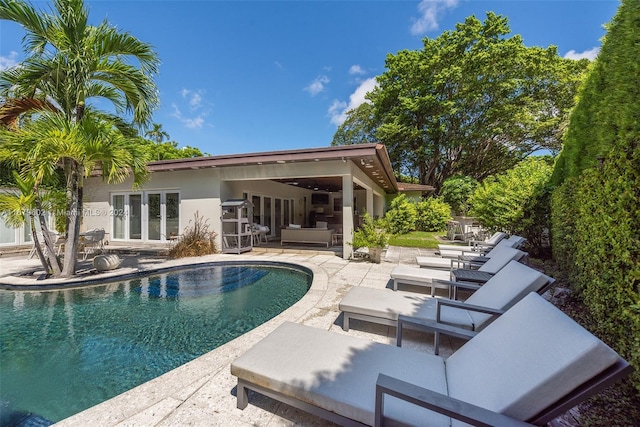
[34,191,62,275]
[29,214,50,275]
[61,158,80,277]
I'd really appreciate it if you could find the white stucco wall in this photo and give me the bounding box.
[83,158,391,260]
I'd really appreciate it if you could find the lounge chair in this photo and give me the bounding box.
[415,235,526,269]
[437,233,524,259]
[391,246,525,293]
[437,231,507,254]
[231,293,631,426]
[341,261,553,346]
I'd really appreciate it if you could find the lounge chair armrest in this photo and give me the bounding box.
[396,314,477,345]
[436,299,505,318]
[450,259,484,270]
[375,374,533,427]
[431,279,481,292]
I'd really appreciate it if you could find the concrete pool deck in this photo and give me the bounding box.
[0,247,477,426]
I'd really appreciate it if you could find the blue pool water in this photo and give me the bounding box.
[0,262,311,426]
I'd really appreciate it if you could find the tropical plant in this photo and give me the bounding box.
[145,123,170,160]
[0,0,159,277]
[415,197,451,232]
[470,157,553,249]
[383,194,417,235]
[0,171,64,274]
[352,213,389,250]
[138,138,208,160]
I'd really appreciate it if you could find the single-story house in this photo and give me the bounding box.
[1,144,433,259]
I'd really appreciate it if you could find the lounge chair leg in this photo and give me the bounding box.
[342,314,350,331]
[434,331,441,356]
[396,322,403,347]
[393,279,398,291]
[237,381,249,409]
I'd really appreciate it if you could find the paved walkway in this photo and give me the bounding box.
[0,246,467,426]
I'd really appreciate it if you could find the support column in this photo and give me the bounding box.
[342,175,354,260]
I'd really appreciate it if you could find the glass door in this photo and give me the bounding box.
[112,194,126,239]
[165,192,180,239]
[129,194,142,240]
[147,193,162,241]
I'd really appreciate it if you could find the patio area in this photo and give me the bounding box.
[0,245,467,426]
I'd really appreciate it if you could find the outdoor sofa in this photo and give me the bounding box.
[281,226,334,247]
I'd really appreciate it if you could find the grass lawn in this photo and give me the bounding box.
[388,231,445,249]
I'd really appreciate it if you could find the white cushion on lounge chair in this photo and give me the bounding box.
[417,237,520,268]
[231,321,451,426]
[390,265,451,293]
[461,260,550,329]
[414,256,455,269]
[339,287,474,329]
[472,246,524,274]
[446,293,621,424]
[340,261,549,331]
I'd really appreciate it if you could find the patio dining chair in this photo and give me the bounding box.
[28,230,60,259]
[81,228,105,260]
[231,293,631,426]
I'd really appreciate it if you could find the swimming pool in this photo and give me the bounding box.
[0,262,311,426]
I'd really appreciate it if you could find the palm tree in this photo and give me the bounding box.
[0,171,64,275]
[0,0,159,277]
[145,123,170,160]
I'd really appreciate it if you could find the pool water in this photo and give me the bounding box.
[0,263,311,426]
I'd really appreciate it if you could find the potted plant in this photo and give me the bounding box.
[352,213,389,263]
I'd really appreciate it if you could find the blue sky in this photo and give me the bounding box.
[1,0,619,156]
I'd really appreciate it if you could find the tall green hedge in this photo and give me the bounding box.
[550,0,640,390]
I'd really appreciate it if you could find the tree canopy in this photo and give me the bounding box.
[333,12,588,191]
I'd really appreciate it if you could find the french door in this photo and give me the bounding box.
[112,191,180,241]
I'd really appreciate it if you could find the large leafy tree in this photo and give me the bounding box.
[334,13,587,191]
[0,0,159,276]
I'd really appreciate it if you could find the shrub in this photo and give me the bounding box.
[352,212,389,249]
[470,157,553,253]
[384,194,417,235]
[439,175,478,216]
[550,0,640,392]
[415,197,451,232]
[168,212,218,258]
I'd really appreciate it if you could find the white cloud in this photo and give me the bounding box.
[564,47,600,60]
[410,0,459,35]
[329,77,378,126]
[305,75,330,96]
[349,65,365,75]
[173,88,209,129]
[0,51,19,70]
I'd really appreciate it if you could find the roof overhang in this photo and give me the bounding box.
[148,143,399,193]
